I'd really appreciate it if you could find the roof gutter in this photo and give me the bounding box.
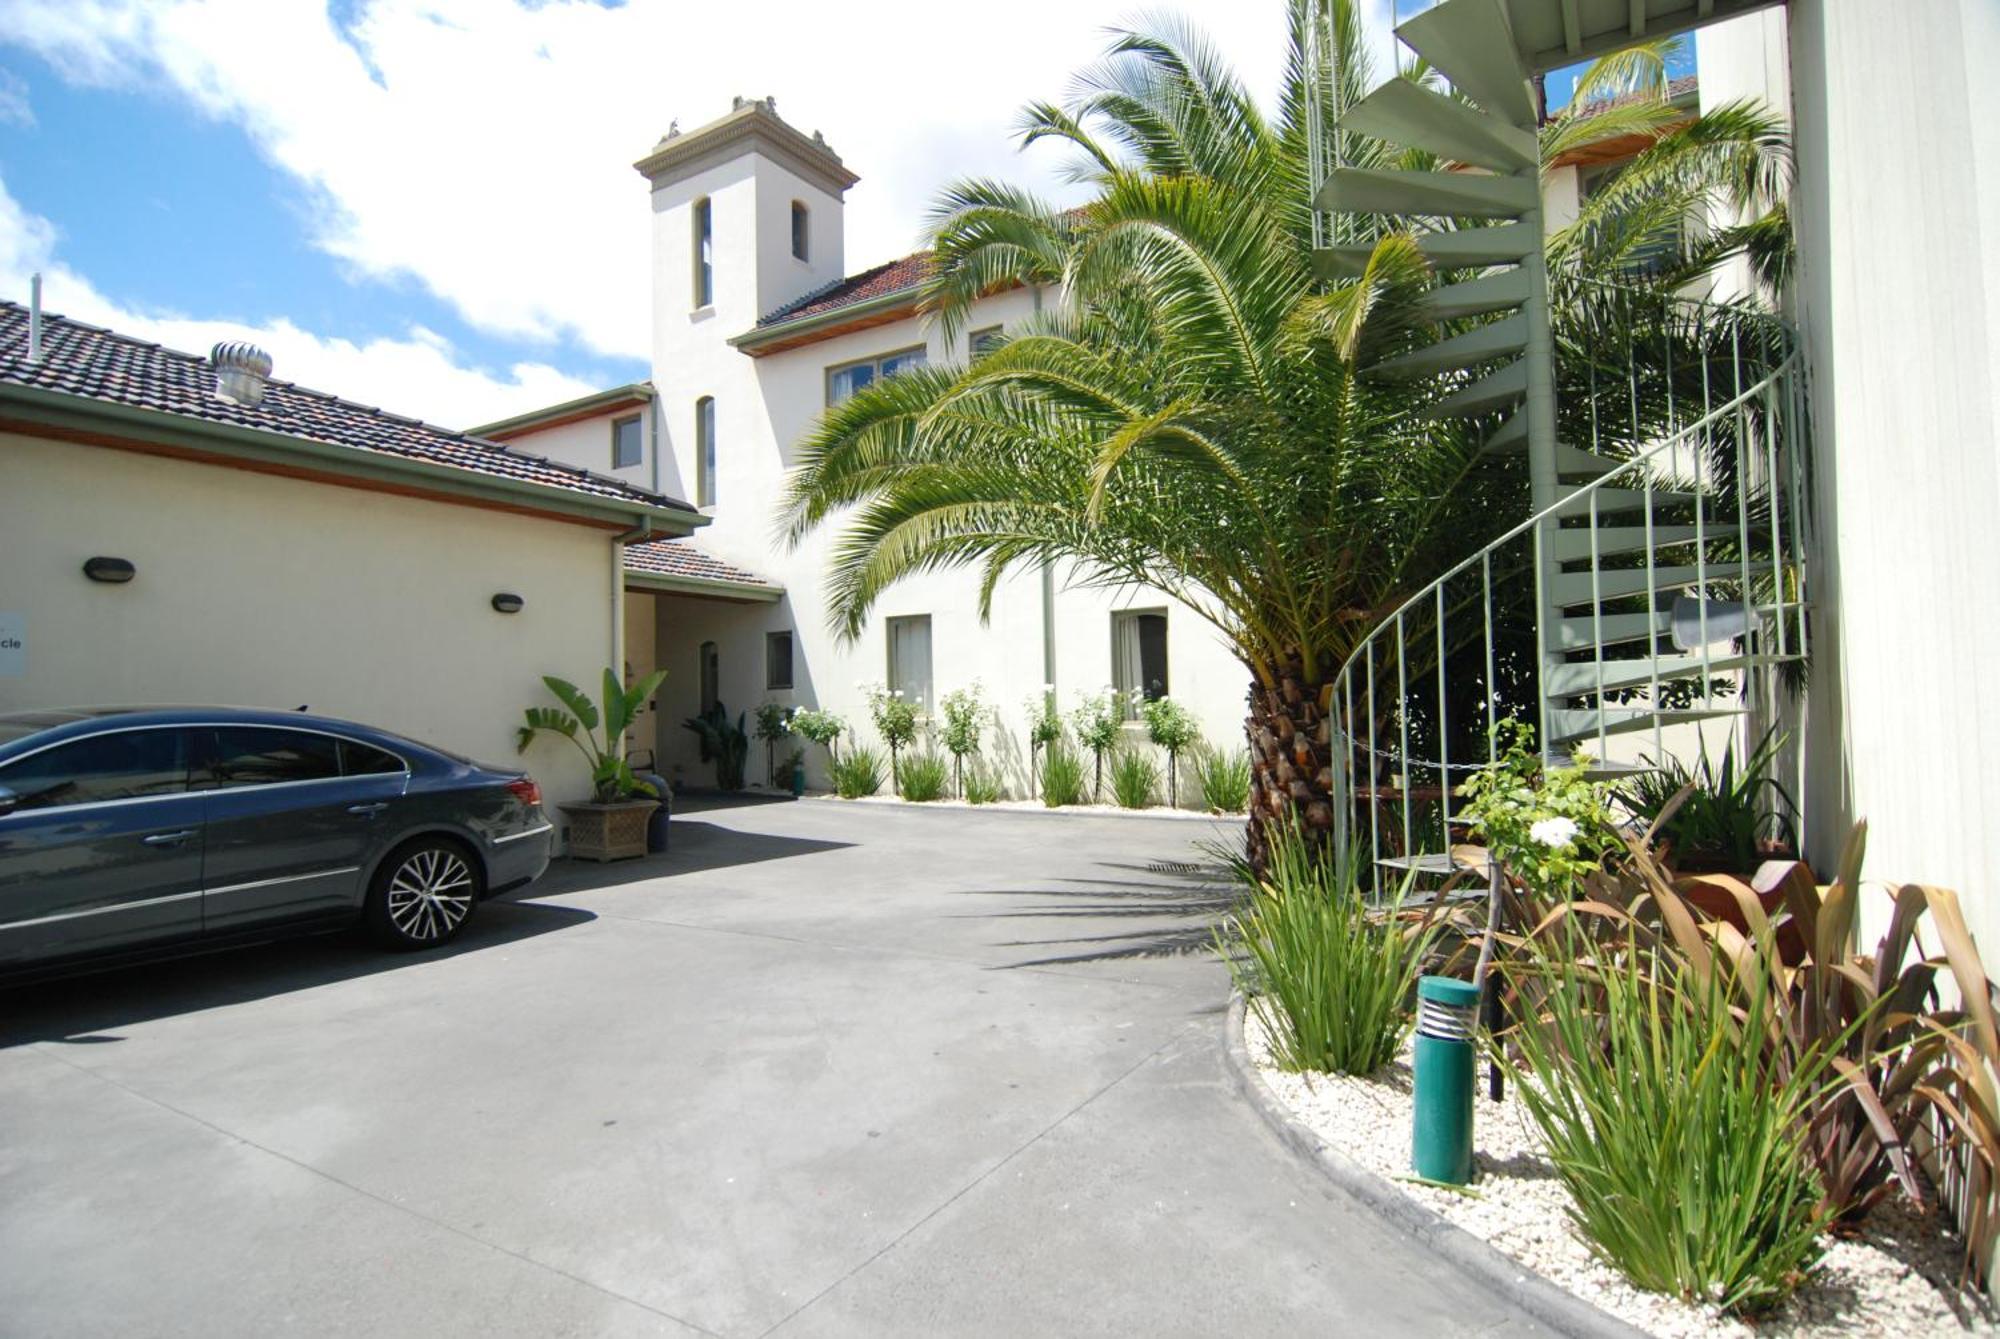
[623,570,784,603]
[466,381,654,441]
[0,382,706,535]
[727,286,923,355]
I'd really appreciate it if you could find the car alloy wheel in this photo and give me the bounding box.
[384,846,474,943]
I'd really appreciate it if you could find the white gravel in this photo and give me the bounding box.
[819,793,1230,821]
[1244,1005,1995,1339]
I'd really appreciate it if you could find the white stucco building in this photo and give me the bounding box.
[479,98,1253,794]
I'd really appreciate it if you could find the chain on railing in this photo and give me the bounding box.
[1329,284,1810,893]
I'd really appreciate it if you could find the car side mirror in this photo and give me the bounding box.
[0,785,17,818]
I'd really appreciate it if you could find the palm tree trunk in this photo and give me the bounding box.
[1245,650,1335,872]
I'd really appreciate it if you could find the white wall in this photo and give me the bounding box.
[0,433,619,817]
[1783,0,2000,950]
[505,402,665,498]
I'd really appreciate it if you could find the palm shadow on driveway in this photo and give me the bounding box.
[962,859,1245,969]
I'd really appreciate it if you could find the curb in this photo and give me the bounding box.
[1222,994,1650,1339]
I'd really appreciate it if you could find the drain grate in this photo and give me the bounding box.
[1146,859,1210,877]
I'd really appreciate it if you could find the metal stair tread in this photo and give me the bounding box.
[1428,359,1529,417]
[1546,706,1747,744]
[1396,0,1539,127]
[1550,524,1702,559]
[1313,166,1539,219]
[1311,222,1538,280]
[1340,76,1539,172]
[1545,652,1754,695]
[1370,313,1527,377]
[1550,565,1704,605]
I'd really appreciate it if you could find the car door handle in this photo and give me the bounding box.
[143,830,197,847]
[346,803,389,817]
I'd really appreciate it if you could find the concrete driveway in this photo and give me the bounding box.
[0,797,1546,1338]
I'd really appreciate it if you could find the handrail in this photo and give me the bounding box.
[1329,282,1810,888]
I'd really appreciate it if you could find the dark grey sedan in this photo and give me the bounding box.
[0,707,553,980]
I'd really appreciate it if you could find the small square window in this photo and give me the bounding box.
[969,325,1003,359]
[611,414,642,469]
[766,631,794,690]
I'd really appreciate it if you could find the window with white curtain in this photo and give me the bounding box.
[885,615,933,712]
[826,346,928,406]
[1111,610,1169,717]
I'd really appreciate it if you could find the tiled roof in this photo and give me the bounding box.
[755,251,933,328]
[1565,74,1699,123]
[624,538,780,590]
[0,302,693,513]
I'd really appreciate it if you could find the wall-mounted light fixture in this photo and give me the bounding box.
[491,592,525,614]
[83,556,136,584]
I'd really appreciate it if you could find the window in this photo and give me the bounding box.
[0,730,188,811]
[694,396,716,507]
[1111,610,1169,717]
[692,197,714,308]
[612,414,643,470]
[885,615,933,712]
[765,631,794,691]
[699,641,720,714]
[968,325,1003,359]
[197,728,341,789]
[339,739,407,776]
[791,200,810,262]
[826,346,928,406]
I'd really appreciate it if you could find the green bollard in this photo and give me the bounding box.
[1412,975,1481,1185]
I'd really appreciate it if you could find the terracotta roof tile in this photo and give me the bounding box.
[0,302,693,513]
[624,538,779,589]
[755,251,933,328]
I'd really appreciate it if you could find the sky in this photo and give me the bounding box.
[0,2,1663,432]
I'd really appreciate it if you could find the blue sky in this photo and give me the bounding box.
[0,1,1691,429]
[0,48,650,405]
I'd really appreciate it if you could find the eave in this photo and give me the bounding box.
[623,570,784,603]
[728,288,925,358]
[469,383,654,442]
[0,383,706,536]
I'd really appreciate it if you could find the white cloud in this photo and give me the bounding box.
[0,0,1312,365]
[0,67,30,126]
[0,173,600,428]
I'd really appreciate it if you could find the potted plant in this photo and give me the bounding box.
[683,701,749,790]
[518,668,668,862]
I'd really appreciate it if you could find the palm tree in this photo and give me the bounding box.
[780,5,1790,862]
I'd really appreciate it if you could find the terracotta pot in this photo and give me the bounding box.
[559,800,655,862]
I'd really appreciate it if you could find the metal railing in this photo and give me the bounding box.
[1330,284,1811,889]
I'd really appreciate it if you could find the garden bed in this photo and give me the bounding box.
[808,792,1229,821]
[1240,1005,1993,1339]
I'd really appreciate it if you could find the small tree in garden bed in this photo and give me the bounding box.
[937,682,988,798]
[753,702,794,788]
[864,683,919,794]
[790,707,847,769]
[1139,695,1201,806]
[1069,688,1122,802]
[1023,687,1062,797]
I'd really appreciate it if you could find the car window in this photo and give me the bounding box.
[339,739,406,776]
[0,730,189,811]
[197,728,342,790]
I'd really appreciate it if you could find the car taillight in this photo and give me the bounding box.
[507,777,542,807]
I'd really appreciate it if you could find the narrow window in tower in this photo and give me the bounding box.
[695,395,717,507]
[791,201,810,262]
[692,197,714,308]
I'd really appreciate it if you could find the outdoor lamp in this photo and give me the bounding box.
[491,592,525,614]
[82,556,135,584]
[1411,975,1480,1185]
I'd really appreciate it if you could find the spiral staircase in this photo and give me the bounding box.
[1308,0,1807,886]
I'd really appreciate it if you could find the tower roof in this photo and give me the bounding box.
[634,96,859,197]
